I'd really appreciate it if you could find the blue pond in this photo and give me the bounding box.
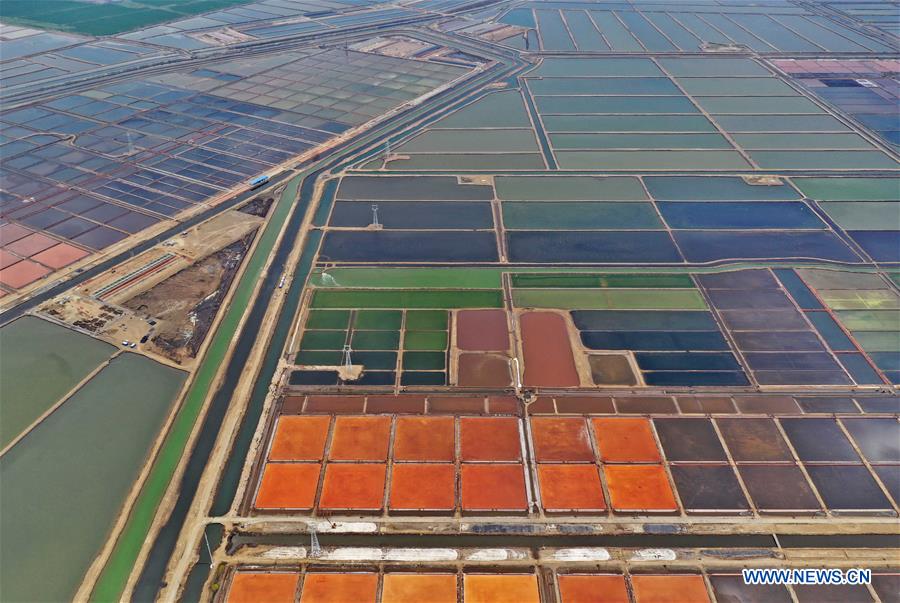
[329,201,493,229]
[321,231,498,262]
[507,231,682,263]
[581,331,731,351]
[658,201,825,229]
[848,231,900,262]
[674,231,861,263]
[572,310,718,331]
[645,176,800,200]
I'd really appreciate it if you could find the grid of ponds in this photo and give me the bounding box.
[376,57,898,172]
[0,25,168,90]
[773,58,900,148]
[248,396,900,517]
[0,315,187,602]
[321,174,895,266]
[495,0,894,53]
[0,49,467,291]
[295,309,452,386]
[297,269,896,389]
[223,567,899,603]
[308,171,898,387]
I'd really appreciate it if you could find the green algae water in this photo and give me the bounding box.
[0,316,116,448]
[0,353,185,603]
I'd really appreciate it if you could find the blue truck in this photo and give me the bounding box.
[248,174,269,188]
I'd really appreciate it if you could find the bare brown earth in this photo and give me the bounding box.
[124,232,256,364]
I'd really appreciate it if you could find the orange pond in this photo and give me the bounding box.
[393,416,455,461]
[558,574,630,603]
[537,465,606,513]
[531,417,595,462]
[630,575,711,603]
[255,463,320,509]
[461,464,527,512]
[318,464,386,511]
[520,311,579,387]
[227,572,298,603]
[389,463,456,511]
[329,416,390,460]
[603,465,677,512]
[460,417,522,461]
[456,309,510,351]
[464,574,540,603]
[299,573,379,603]
[382,574,457,603]
[269,416,330,461]
[591,418,662,463]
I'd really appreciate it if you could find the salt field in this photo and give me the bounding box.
[0,0,897,599]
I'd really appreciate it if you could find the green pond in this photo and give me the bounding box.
[511,273,696,288]
[675,77,795,96]
[750,150,898,170]
[794,177,900,201]
[312,289,504,309]
[0,316,116,448]
[836,310,900,331]
[310,267,502,289]
[700,96,824,114]
[733,133,875,150]
[495,175,647,200]
[398,129,539,153]
[0,353,186,603]
[530,57,662,77]
[542,114,718,133]
[433,90,531,128]
[384,153,546,170]
[797,269,891,290]
[513,288,708,310]
[550,133,732,150]
[658,57,771,77]
[502,201,663,229]
[715,114,851,132]
[554,150,751,170]
[820,202,900,230]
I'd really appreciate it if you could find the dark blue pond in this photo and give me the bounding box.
[572,310,718,331]
[508,231,682,263]
[674,231,860,263]
[732,331,827,352]
[336,176,493,200]
[329,201,493,229]
[321,231,498,262]
[645,176,800,201]
[720,309,809,330]
[635,352,742,370]
[805,312,855,350]
[658,201,825,229]
[743,352,842,371]
[848,231,900,262]
[644,371,749,386]
[839,353,885,385]
[581,330,730,351]
[773,268,824,309]
[706,288,795,310]
[697,269,779,289]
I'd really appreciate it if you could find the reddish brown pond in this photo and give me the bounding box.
[457,353,512,387]
[457,309,510,351]
[520,311,579,387]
